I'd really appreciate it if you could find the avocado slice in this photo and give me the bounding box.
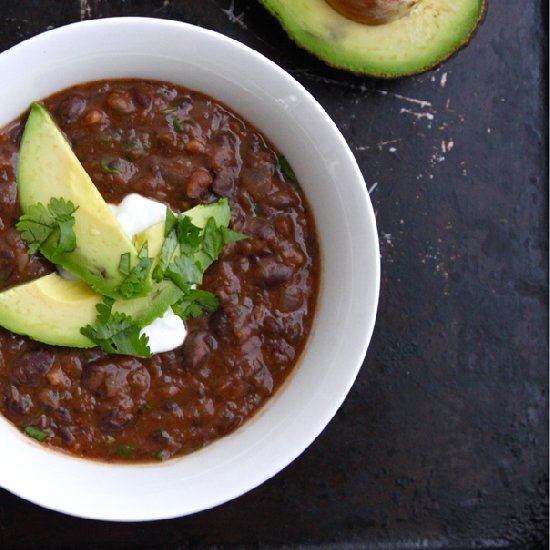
[17,103,147,298]
[133,199,232,253]
[0,200,231,348]
[0,275,182,348]
[261,0,486,77]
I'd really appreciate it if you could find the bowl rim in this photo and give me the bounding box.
[0,16,380,521]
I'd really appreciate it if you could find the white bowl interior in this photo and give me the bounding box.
[0,18,380,520]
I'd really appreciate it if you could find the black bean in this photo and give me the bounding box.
[59,426,75,445]
[82,358,141,399]
[6,385,32,415]
[249,218,276,242]
[264,316,282,336]
[12,350,54,386]
[254,258,293,287]
[54,407,72,425]
[212,166,236,197]
[209,309,232,338]
[107,91,135,114]
[241,164,274,201]
[57,94,86,123]
[100,409,133,432]
[182,331,214,369]
[38,388,59,409]
[133,90,152,109]
[0,240,14,282]
[186,168,213,199]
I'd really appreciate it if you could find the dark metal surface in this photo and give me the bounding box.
[0,1,547,548]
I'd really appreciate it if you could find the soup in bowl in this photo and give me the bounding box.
[0,17,379,520]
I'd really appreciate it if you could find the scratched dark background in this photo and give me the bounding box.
[0,1,547,548]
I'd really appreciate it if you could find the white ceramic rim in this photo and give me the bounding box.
[0,18,380,521]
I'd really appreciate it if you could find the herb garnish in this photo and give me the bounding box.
[152,201,247,321]
[25,425,49,441]
[277,155,297,183]
[118,242,154,298]
[161,106,177,114]
[155,449,170,461]
[80,297,152,357]
[172,118,184,133]
[16,197,78,258]
[100,159,123,174]
[171,289,220,320]
[115,444,136,458]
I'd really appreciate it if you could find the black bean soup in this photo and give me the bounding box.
[0,80,320,461]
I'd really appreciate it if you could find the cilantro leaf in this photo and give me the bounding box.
[153,215,179,282]
[16,197,78,257]
[16,204,54,254]
[221,226,248,244]
[172,289,220,321]
[277,156,297,183]
[202,217,224,260]
[164,207,178,236]
[118,253,131,276]
[165,254,203,290]
[118,242,154,298]
[177,215,202,254]
[25,425,49,442]
[172,118,184,133]
[81,298,151,357]
[152,200,250,325]
[115,444,136,458]
[156,449,170,461]
[101,159,122,174]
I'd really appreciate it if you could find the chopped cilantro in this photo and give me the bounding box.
[164,207,178,235]
[153,212,180,282]
[202,217,224,260]
[221,226,248,244]
[100,159,122,174]
[80,298,152,357]
[118,242,154,298]
[115,444,135,458]
[152,201,248,322]
[25,425,49,442]
[16,197,78,257]
[118,252,131,276]
[155,449,170,461]
[277,155,297,183]
[172,118,184,133]
[161,106,177,114]
[177,215,202,254]
[172,289,220,320]
[165,254,203,290]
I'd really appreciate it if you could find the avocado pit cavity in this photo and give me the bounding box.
[325,0,419,25]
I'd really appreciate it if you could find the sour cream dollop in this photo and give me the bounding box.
[59,193,187,354]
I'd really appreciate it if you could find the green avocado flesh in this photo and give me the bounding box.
[0,275,182,348]
[17,103,146,298]
[0,200,229,348]
[262,0,486,77]
[133,200,231,254]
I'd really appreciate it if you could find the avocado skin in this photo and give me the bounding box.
[17,103,147,298]
[262,0,487,78]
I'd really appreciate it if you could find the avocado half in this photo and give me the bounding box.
[261,0,486,78]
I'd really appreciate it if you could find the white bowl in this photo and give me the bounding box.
[0,18,380,520]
